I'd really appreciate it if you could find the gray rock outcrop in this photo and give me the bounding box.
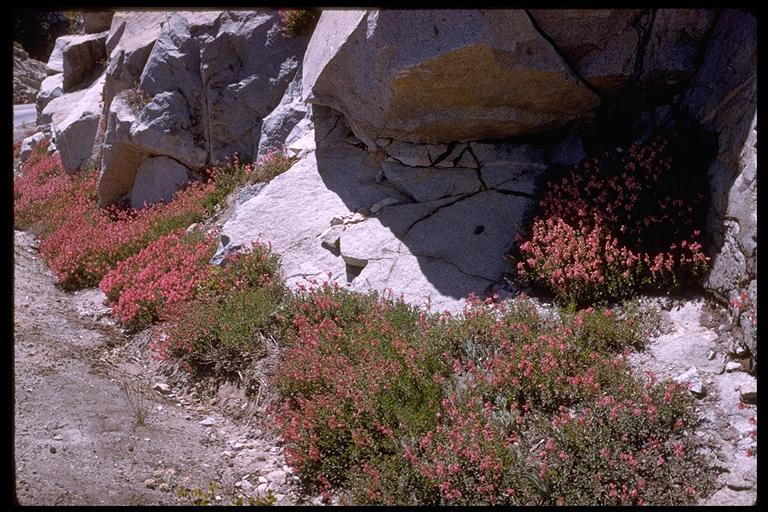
[13,43,47,104]
[129,157,192,208]
[94,10,313,207]
[681,10,757,359]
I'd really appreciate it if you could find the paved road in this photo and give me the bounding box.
[14,104,36,127]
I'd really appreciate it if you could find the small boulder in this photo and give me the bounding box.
[19,132,48,163]
[674,367,706,398]
[739,382,756,405]
[36,74,64,118]
[152,382,171,395]
[129,156,192,209]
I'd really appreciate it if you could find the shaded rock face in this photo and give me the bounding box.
[129,157,192,209]
[681,10,757,360]
[303,9,715,145]
[220,107,564,313]
[83,11,114,34]
[98,94,146,206]
[13,43,47,104]
[61,32,108,91]
[528,9,716,96]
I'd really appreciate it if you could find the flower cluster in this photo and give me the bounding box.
[153,243,284,376]
[515,132,710,304]
[273,289,712,505]
[98,230,217,330]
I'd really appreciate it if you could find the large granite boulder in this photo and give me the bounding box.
[256,67,312,160]
[61,31,108,91]
[303,9,602,144]
[53,72,107,173]
[304,9,717,144]
[39,85,88,131]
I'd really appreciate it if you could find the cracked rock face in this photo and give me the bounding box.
[221,111,540,313]
[94,10,313,207]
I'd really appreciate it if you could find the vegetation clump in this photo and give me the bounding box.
[513,131,710,305]
[13,126,716,506]
[278,9,320,37]
[269,289,713,505]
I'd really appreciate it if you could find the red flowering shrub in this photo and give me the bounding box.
[98,230,217,330]
[14,147,72,232]
[14,145,293,291]
[154,243,284,377]
[274,283,454,500]
[274,291,712,505]
[515,132,710,304]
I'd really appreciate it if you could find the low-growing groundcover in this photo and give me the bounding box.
[513,128,711,306]
[13,141,295,292]
[272,289,714,505]
[14,139,716,505]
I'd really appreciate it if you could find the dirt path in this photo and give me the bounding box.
[13,230,307,505]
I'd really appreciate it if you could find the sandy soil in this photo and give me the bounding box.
[13,230,308,506]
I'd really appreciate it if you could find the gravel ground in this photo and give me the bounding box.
[13,230,314,506]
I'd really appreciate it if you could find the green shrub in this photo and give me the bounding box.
[157,243,284,381]
[274,291,713,505]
